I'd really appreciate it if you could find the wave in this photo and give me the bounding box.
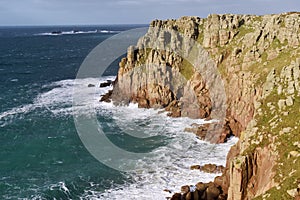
[0,76,238,199]
[34,30,121,36]
[0,76,115,127]
[79,102,238,199]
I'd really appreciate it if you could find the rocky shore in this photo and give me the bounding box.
[102,12,300,199]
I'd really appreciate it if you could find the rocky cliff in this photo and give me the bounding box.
[104,12,300,199]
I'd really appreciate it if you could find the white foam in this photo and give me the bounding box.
[82,101,238,199]
[35,30,120,36]
[0,76,115,127]
[0,76,238,200]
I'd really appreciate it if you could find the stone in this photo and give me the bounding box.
[286,96,294,106]
[190,165,200,170]
[185,191,199,200]
[100,90,112,103]
[138,98,150,108]
[196,182,207,192]
[206,184,221,200]
[181,185,190,194]
[200,164,225,174]
[283,127,292,133]
[163,189,172,193]
[99,80,113,88]
[287,188,298,197]
[170,193,181,200]
[88,84,95,87]
[278,99,286,110]
[289,151,300,158]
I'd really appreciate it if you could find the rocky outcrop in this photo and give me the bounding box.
[190,164,225,174]
[104,12,300,199]
[170,182,226,200]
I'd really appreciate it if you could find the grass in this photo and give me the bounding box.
[197,23,204,44]
[191,13,300,200]
[236,25,255,39]
[244,83,300,199]
[122,16,300,199]
[179,59,194,80]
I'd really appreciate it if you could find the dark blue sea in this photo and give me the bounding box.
[0,25,237,199]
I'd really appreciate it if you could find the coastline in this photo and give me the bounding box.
[102,12,300,199]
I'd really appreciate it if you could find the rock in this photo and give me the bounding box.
[200,164,225,174]
[287,188,298,197]
[190,165,200,170]
[196,182,207,192]
[105,12,300,200]
[166,100,181,117]
[206,184,221,200]
[88,84,95,87]
[137,98,149,108]
[100,90,112,103]
[278,99,286,110]
[289,151,300,158]
[170,193,181,200]
[181,185,190,194]
[163,189,172,193]
[185,191,199,200]
[286,96,294,106]
[283,127,292,133]
[217,194,227,200]
[99,80,113,88]
[127,46,135,63]
[51,31,62,35]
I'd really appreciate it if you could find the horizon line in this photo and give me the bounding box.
[0,23,149,28]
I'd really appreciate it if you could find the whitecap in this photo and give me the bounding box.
[0,76,115,126]
[0,75,238,200]
[81,100,238,200]
[34,30,120,36]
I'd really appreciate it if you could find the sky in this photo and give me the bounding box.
[0,0,299,25]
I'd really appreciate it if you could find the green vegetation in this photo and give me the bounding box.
[236,26,255,39]
[246,81,300,200]
[197,23,204,44]
[179,58,194,80]
[136,48,152,66]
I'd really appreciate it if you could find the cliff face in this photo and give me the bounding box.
[107,12,300,199]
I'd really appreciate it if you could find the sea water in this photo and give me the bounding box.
[0,25,237,199]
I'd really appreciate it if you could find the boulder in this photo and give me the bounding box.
[99,80,113,88]
[190,165,201,170]
[185,191,199,200]
[200,164,225,174]
[170,193,181,200]
[206,184,221,200]
[100,90,112,103]
[181,185,190,194]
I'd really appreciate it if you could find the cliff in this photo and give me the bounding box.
[104,12,300,199]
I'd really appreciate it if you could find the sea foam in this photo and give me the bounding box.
[34,30,120,36]
[0,77,238,199]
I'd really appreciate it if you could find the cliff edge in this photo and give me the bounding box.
[104,12,300,199]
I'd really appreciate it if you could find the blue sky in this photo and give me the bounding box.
[0,0,299,25]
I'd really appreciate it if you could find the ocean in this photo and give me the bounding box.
[0,25,237,199]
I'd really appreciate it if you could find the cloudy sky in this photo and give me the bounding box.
[0,0,299,25]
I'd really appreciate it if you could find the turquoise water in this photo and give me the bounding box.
[0,25,237,199]
[0,26,143,199]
